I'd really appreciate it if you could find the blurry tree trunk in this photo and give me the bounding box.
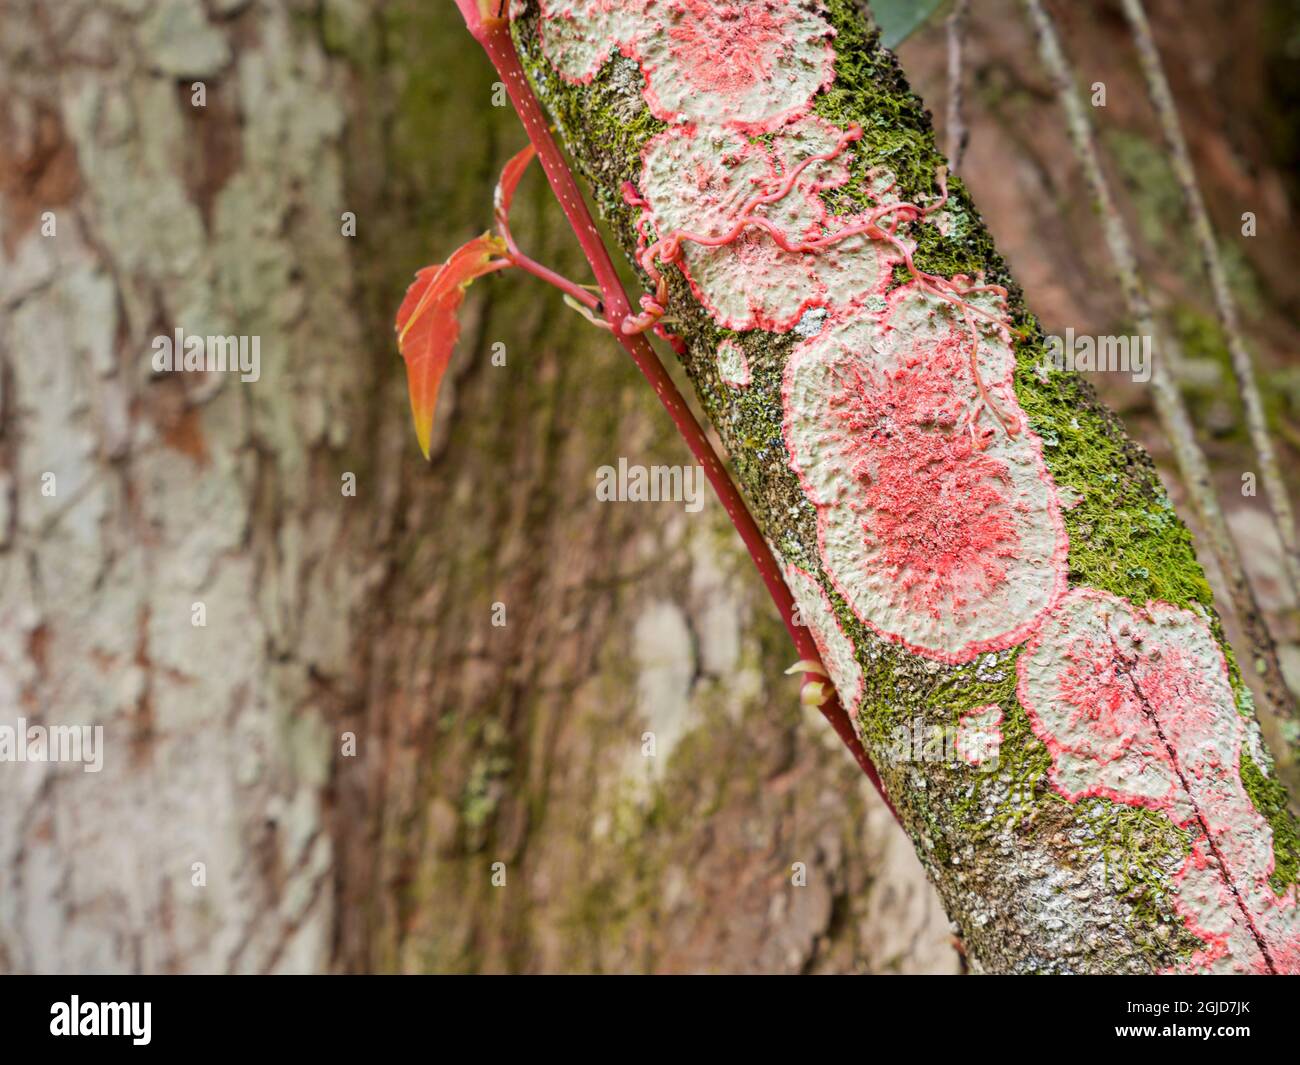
[0,0,951,973]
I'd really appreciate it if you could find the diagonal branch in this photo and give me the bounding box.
[945,0,971,172]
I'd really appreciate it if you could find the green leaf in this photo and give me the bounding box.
[872,0,947,49]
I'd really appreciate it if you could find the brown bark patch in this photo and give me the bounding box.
[159,402,211,467]
[176,79,243,231]
[0,100,81,256]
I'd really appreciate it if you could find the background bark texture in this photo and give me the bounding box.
[1,0,1297,973]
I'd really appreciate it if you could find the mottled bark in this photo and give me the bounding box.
[0,0,360,973]
[508,0,1300,973]
[0,0,950,974]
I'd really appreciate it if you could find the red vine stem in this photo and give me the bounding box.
[509,248,605,314]
[454,0,893,812]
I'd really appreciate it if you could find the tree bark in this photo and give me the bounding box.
[508,0,1300,973]
[0,0,951,974]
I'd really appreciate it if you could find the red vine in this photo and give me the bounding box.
[452,0,894,811]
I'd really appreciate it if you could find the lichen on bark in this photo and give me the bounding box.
[510,0,1300,972]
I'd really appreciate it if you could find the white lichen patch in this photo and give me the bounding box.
[793,307,827,339]
[784,563,864,716]
[638,124,822,331]
[1018,588,1300,974]
[783,286,1068,662]
[537,0,651,84]
[715,338,750,389]
[766,111,852,191]
[636,119,893,332]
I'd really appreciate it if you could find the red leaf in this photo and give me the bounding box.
[494,144,536,230]
[395,233,509,458]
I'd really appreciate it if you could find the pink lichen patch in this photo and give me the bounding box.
[635,120,894,332]
[1018,588,1300,974]
[784,563,864,716]
[715,338,750,389]
[636,125,813,331]
[537,0,833,132]
[955,704,1003,767]
[635,0,835,131]
[536,0,651,84]
[783,285,1068,663]
[768,117,906,310]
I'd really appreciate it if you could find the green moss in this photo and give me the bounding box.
[813,0,994,283]
[1242,749,1300,893]
[1169,303,1243,437]
[1173,302,1231,366]
[460,717,514,835]
[1079,798,1200,954]
[1105,129,1184,254]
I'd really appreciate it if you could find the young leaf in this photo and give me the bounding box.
[395,233,509,458]
[495,144,537,230]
